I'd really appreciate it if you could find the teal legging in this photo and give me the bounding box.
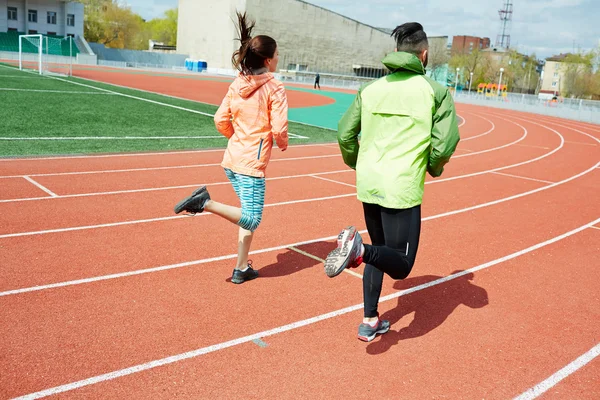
[224,168,266,232]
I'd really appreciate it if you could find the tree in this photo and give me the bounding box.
[147,8,178,46]
[77,1,178,50]
[427,37,450,81]
[562,52,595,98]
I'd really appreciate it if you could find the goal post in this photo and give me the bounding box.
[19,34,43,74]
[19,34,74,76]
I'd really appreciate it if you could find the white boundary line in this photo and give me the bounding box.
[0,168,353,203]
[460,112,495,142]
[589,226,600,231]
[513,343,600,400]
[0,88,115,94]
[0,143,339,162]
[11,217,600,399]
[22,176,58,197]
[453,118,525,158]
[0,154,340,179]
[0,192,356,240]
[491,172,555,184]
[2,159,598,294]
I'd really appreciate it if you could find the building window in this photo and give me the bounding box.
[28,29,37,34]
[67,14,75,26]
[28,9,37,23]
[47,31,56,36]
[8,6,17,20]
[553,72,558,78]
[8,27,17,32]
[47,11,57,24]
[552,82,557,87]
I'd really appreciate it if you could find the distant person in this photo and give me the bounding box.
[314,72,321,90]
[174,11,288,284]
[324,22,461,342]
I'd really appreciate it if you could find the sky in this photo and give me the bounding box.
[123,0,599,59]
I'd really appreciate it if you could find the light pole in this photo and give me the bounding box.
[498,67,504,98]
[469,71,473,94]
[455,67,460,94]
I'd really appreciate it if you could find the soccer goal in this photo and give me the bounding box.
[19,34,73,76]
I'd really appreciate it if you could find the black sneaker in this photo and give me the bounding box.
[174,186,210,215]
[357,314,390,342]
[231,261,259,284]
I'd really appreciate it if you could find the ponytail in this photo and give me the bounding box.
[231,11,278,75]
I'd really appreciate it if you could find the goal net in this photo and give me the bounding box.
[19,34,74,76]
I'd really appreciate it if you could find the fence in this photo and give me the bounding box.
[453,91,600,124]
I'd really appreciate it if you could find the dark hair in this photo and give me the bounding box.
[391,22,428,55]
[231,11,277,75]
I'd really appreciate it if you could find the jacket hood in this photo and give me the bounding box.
[382,52,426,75]
[237,72,275,98]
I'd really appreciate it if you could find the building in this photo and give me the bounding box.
[538,53,572,99]
[451,35,490,55]
[177,0,396,76]
[1,0,84,37]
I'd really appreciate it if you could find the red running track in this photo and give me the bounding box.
[0,105,599,399]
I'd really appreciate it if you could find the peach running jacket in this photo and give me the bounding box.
[214,72,289,178]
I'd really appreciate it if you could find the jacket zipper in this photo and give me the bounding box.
[257,138,264,160]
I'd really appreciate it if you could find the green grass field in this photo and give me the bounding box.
[0,63,337,157]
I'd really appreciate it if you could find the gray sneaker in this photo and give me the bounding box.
[357,315,390,342]
[174,186,211,215]
[324,226,363,278]
[231,262,259,284]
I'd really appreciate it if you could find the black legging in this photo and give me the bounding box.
[362,202,421,317]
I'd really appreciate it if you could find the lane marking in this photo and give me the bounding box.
[0,193,356,240]
[22,176,58,197]
[309,175,356,188]
[513,343,600,400]
[0,154,341,179]
[491,172,555,184]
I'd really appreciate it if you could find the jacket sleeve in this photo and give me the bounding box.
[337,89,362,169]
[214,84,235,139]
[270,82,289,151]
[428,88,460,177]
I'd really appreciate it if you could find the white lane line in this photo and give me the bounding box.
[12,218,600,400]
[513,343,600,400]
[0,193,356,240]
[491,172,555,184]
[0,87,115,94]
[2,159,597,295]
[460,113,494,142]
[22,176,58,197]
[429,116,564,185]
[0,168,353,204]
[309,175,356,188]
[0,154,341,179]
[0,143,338,162]
[288,246,363,279]
[454,118,526,158]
